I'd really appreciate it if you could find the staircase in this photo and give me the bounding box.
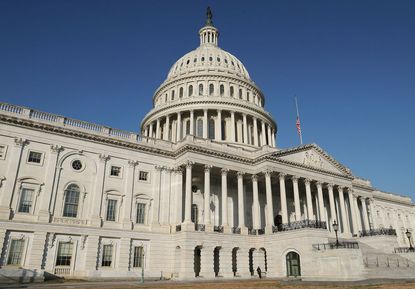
[359,242,415,279]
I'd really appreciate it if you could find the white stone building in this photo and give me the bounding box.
[0,10,414,283]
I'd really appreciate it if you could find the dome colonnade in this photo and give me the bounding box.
[140,13,276,148]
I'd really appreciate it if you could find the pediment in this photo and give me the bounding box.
[273,144,352,176]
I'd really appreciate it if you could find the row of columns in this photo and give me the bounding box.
[181,162,373,236]
[143,110,276,147]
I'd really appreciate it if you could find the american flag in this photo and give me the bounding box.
[296,116,301,135]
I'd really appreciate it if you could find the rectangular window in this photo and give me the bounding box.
[106,199,117,221]
[55,242,73,266]
[136,203,146,224]
[101,244,113,267]
[28,151,42,163]
[133,246,143,268]
[0,145,6,159]
[139,171,148,181]
[110,166,121,177]
[7,239,25,265]
[18,188,34,213]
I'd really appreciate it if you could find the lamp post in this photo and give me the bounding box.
[141,245,145,283]
[333,220,339,248]
[405,229,414,252]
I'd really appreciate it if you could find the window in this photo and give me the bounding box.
[171,90,175,101]
[247,91,250,101]
[110,166,121,177]
[220,85,224,96]
[0,145,6,159]
[101,244,113,267]
[197,119,203,137]
[18,188,34,213]
[208,119,215,139]
[199,84,203,96]
[106,199,117,221]
[63,184,80,218]
[28,151,42,164]
[239,89,243,99]
[55,242,73,266]
[188,85,193,96]
[201,57,205,62]
[133,246,144,268]
[136,203,146,224]
[7,239,25,265]
[139,171,148,181]
[185,119,190,136]
[209,84,214,96]
[230,86,234,97]
[71,160,82,171]
[221,120,226,140]
[179,87,183,98]
[191,204,198,224]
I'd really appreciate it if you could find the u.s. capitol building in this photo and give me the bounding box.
[0,9,414,283]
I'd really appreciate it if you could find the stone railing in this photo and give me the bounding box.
[273,219,327,233]
[394,247,415,253]
[312,241,359,250]
[214,226,223,233]
[232,227,241,234]
[195,224,205,232]
[175,225,181,232]
[247,228,265,235]
[359,228,397,237]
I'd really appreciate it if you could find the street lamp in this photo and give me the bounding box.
[333,220,339,248]
[140,244,145,283]
[405,229,414,252]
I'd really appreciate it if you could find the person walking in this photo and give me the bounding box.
[256,266,262,279]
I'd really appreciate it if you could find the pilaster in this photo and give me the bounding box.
[90,154,109,227]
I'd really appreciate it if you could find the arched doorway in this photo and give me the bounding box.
[274,214,282,228]
[249,248,255,276]
[232,248,238,276]
[286,251,301,277]
[194,246,202,277]
[214,247,221,277]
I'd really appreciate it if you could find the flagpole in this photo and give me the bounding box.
[295,96,303,145]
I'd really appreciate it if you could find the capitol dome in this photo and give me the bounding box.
[141,8,277,149]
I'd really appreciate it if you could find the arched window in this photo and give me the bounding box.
[199,84,203,96]
[197,119,203,137]
[221,120,226,140]
[185,120,190,136]
[188,85,193,96]
[286,252,301,277]
[220,84,224,96]
[209,84,214,96]
[179,87,183,98]
[239,89,243,99]
[230,86,234,97]
[247,91,250,102]
[171,90,175,101]
[208,118,215,139]
[63,184,80,218]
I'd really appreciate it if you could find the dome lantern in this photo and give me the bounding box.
[199,7,219,46]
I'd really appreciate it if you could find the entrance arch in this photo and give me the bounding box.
[248,248,255,276]
[286,251,301,277]
[214,246,221,277]
[232,247,239,276]
[194,246,202,277]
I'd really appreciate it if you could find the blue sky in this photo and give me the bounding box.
[0,0,414,199]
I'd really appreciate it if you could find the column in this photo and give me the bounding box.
[237,172,246,231]
[368,198,377,229]
[183,161,193,224]
[230,111,236,142]
[261,120,266,146]
[361,198,370,231]
[265,171,274,232]
[149,122,154,138]
[176,112,182,141]
[221,168,229,227]
[292,176,301,221]
[0,138,27,219]
[316,181,325,222]
[156,118,161,139]
[151,166,162,226]
[327,184,337,230]
[253,117,258,146]
[164,115,170,141]
[90,154,109,227]
[204,165,212,227]
[279,173,288,224]
[337,186,349,234]
[174,168,183,224]
[189,110,194,136]
[267,125,272,146]
[252,175,260,229]
[242,114,248,144]
[352,193,363,232]
[38,145,63,222]
[203,109,208,139]
[271,129,276,147]
[216,110,222,141]
[122,160,138,229]
[144,127,148,137]
[348,189,359,235]
[305,179,314,220]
